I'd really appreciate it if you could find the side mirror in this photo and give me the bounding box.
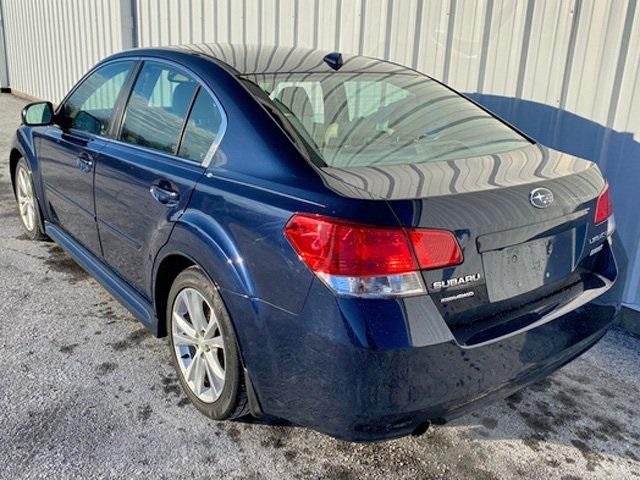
[21,101,54,126]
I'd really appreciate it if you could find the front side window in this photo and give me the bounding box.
[244,73,531,168]
[62,61,134,136]
[178,90,224,162]
[120,62,197,154]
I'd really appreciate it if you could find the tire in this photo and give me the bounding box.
[13,158,46,241]
[167,266,248,420]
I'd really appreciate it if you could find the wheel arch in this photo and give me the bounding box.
[10,129,45,207]
[154,247,265,417]
[151,215,256,338]
[9,147,23,195]
[151,223,265,416]
[10,133,48,235]
[152,253,197,338]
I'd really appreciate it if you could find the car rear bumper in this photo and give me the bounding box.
[340,302,614,440]
[228,241,617,441]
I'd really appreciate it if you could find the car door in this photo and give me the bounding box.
[94,60,225,297]
[37,60,136,255]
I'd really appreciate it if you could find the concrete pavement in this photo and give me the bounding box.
[1,93,639,479]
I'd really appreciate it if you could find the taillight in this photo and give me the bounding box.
[284,214,463,297]
[594,183,613,225]
[408,229,463,270]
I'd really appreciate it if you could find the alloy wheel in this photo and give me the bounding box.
[171,287,226,403]
[16,166,36,232]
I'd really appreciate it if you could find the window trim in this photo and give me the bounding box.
[175,85,202,157]
[116,59,201,157]
[56,56,228,168]
[107,60,143,139]
[56,59,139,139]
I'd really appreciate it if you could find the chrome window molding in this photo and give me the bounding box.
[56,55,228,169]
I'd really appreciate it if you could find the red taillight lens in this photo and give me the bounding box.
[283,214,415,276]
[409,229,463,270]
[284,214,462,276]
[594,183,613,225]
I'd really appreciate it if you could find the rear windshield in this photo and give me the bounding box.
[242,73,530,168]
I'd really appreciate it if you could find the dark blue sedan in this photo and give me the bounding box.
[10,44,617,441]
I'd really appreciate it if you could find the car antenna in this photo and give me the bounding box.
[323,52,343,71]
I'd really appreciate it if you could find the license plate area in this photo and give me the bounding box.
[482,230,576,303]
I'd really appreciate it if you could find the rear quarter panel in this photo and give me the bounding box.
[176,171,318,314]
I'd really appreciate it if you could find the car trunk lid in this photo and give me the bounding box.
[318,144,610,337]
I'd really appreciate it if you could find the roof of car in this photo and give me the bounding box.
[162,43,417,76]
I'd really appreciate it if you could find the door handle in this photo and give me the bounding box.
[150,184,180,206]
[76,152,93,173]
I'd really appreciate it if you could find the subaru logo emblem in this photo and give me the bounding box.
[529,187,554,209]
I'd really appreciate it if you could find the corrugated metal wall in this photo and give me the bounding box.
[0,0,9,89]
[1,0,639,310]
[0,0,134,101]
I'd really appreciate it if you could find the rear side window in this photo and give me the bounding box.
[178,90,224,162]
[63,61,134,136]
[120,62,197,154]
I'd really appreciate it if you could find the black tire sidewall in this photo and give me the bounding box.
[14,159,45,240]
[166,266,243,420]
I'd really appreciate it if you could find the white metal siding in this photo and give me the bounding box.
[2,0,639,310]
[0,0,8,88]
[1,0,132,101]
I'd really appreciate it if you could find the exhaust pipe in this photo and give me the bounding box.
[411,420,431,437]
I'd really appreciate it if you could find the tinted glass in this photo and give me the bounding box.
[121,62,197,154]
[178,90,223,162]
[63,61,134,135]
[245,73,530,168]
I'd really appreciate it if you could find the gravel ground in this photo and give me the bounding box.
[1,93,639,480]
